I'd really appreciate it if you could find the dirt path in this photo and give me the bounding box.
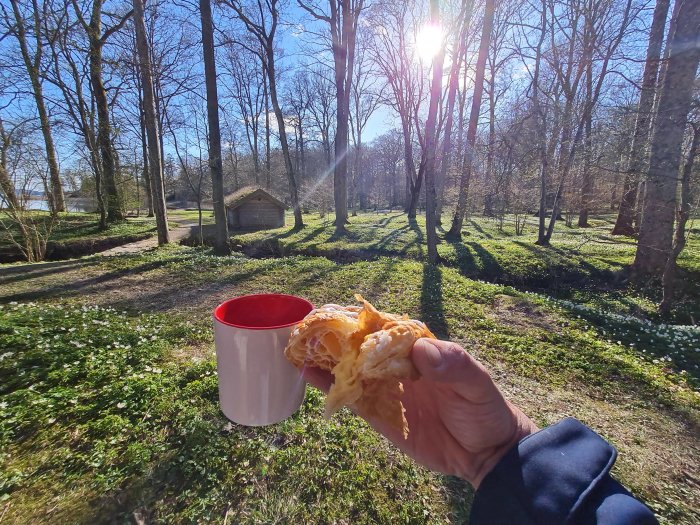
[100,219,197,256]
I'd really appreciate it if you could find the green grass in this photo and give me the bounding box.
[0,212,168,247]
[1,246,698,523]
[0,296,469,524]
[231,212,700,322]
[167,208,216,225]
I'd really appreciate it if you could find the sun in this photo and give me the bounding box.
[414,23,444,63]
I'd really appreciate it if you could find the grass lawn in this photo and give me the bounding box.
[0,212,171,247]
[1,245,698,524]
[167,209,216,225]
[232,212,700,322]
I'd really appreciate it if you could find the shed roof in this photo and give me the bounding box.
[223,187,286,209]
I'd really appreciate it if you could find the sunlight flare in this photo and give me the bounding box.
[414,23,444,63]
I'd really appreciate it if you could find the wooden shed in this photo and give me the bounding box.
[224,187,286,230]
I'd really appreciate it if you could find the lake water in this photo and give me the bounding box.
[24,198,96,213]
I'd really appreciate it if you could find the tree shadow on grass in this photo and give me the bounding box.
[275,223,306,239]
[107,263,272,314]
[444,238,478,279]
[0,258,101,285]
[421,263,448,338]
[403,218,425,257]
[286,226,328,250]
[377,213,403,227]
[467,219,493,239]
[0,256,182,305]
[373,225,411,253]
[288,263,347,300]
[511,239,619,287]
[466,242,504,281]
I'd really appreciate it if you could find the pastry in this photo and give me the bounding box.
[285,295,435,438]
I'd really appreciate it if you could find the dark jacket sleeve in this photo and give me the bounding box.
[470,417,658,525]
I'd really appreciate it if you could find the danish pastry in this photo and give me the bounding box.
[285,295,435,438]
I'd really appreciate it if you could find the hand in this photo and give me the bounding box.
[303,338,539,488]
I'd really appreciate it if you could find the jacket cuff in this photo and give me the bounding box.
[471,417,617,524]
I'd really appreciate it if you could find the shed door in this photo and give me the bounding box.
[238,200,279,228]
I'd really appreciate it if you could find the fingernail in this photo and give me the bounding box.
[419,339,443,369]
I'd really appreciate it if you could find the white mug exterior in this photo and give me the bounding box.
[214,320,306,426]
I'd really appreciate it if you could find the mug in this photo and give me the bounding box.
[213,293,314,426]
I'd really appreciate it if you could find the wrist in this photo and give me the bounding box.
[470,405,539,489]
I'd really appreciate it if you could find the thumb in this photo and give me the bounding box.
[411,338,500,402]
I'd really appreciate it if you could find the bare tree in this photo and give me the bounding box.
[307,68,336,169]
[168,97,210,245]
[423,0,445,263]
[285,71,312,180]
[0,117,20,209]
[482,0,518,217]
[222,44,265,184]
[368,0,426,218]
[262,63,272,188]
[446,0,496,240]
[70,0,132,223]
[349,29,381,214]
[537,0,635,245]
[43,6,108,225]
[660,120,699,313]
[3,0,65,213]
[133,0,169,244]
[298,0,365,233]
[436,0,473,224]
[222,0,303,229]
[200,0,230,253]
[611,0,670,235]
[0,118,58,262]
[634,0,700,275]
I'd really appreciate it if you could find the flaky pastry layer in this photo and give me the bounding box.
[285,295,435,438]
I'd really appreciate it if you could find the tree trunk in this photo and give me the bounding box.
[78,0,125,223]
[446,0,496,240]
[329,1,361,234]
[660,122,698,313]
[483,62,496,217]
[137,89,154,217]
[10,0,65,213]
[424,0,445,263]
[0,164,19,209]
[634,0,700,275]
[334,91,350,231]
[133,0,169,244]
[437,7,468,225]
[354,132,364,212]
[578,34,595,227]
[263,65,271,189]
[199,0,229,253]
[612,0,670,236]
[0,121,19,209]
[529,2,546,244]
[91,47,122,222]
[577,112,593,227]
[400,117,421,218]
[266,51,303,229]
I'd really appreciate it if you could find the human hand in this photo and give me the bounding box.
[302,338,539,488]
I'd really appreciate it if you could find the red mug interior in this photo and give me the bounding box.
[214,294,314,330]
